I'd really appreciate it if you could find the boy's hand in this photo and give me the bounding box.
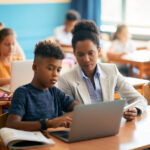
[123,107,137,121]
[48,112,72,128]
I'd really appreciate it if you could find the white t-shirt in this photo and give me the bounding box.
[112,39,136,53]
[54,25,72,45]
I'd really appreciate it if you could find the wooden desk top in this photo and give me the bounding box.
[60,44,73,53]
[108,50,150,64]
[125,77,149,87]
[1,106,150,150]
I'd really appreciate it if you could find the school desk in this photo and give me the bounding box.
[60,44,73,53]
[1,106,150,150]
[108,50,150,79]
[0,90,11,115]
[114,77,149,99]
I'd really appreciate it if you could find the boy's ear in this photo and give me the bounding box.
[32,63,37,72]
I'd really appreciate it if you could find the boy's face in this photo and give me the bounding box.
[33,57,62,89]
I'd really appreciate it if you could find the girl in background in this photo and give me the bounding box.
[107,25,136,75]
[0,28,23,86]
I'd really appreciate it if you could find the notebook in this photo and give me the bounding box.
[0,60,34,93]
[50,100,125,143]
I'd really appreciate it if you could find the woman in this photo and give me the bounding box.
[58,20,147,121]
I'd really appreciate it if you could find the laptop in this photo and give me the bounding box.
[49,100,125,143]
[0,60,34,93]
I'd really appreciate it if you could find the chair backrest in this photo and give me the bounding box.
[0,113,8,128]
[143,82,150,105]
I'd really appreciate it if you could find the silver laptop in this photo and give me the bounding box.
[0,60,34,93]
[50,100,125,143]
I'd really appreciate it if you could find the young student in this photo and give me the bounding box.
[0,22,25,60]
[54,10,80,45]
[107,24,136,75]
[58,20,147,121]
[54,10,80,64]
[0,28,23,86]
[6,41,78,131]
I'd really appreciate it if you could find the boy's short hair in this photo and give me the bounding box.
[34,40,65,59]
[66,10,80,21]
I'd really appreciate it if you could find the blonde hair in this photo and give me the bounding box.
[112,24,127,40]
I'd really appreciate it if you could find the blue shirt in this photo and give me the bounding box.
[9,84,74,121]
[81,66,103,103]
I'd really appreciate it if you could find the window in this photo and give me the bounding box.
[125,0,150,27]
[101,0,122,23]
[101,0,150,39]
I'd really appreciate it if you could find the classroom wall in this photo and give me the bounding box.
[0,0,71,59]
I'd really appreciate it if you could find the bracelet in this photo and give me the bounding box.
[40,119,48,131]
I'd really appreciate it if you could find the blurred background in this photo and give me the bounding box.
[0,0,149,59]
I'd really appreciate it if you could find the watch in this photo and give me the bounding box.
[40,119,48,131]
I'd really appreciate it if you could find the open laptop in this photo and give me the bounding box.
[49,100,125,143]
[0,60,34,93]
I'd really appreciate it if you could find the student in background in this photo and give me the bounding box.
[6,41,78,131]
[107,24,136,75]
[54,10,80,66]
[58,20,147,121]
[0,28,23,86]
[0,22,4,30]
[54,10,80,45]
[0,22,25,60]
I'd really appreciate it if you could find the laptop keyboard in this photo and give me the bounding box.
[50,130,69,139]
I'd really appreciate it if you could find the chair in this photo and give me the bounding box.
[143,82,150,105]
[0,112,8,128]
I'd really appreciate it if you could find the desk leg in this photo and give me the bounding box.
[139,64,144,79]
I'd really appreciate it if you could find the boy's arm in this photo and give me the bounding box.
[6,114,41,131]
[6,113,73,131]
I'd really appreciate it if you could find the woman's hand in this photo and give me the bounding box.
[123,107,137,121]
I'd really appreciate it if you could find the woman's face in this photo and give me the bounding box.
[74,39,100,77]
[0,34,16,57]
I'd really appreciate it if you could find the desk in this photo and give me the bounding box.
[0,90,11,115]
[1,106,150,150]
[0,101,11,115]
[60,44,73,54]
[108,50,150,79]
[114,77,149,99]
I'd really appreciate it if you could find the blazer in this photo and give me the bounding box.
[58,63,147,112]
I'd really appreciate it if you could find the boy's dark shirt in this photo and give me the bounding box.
[9,84,74,121]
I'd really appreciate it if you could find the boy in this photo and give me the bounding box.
[54,10,80,45]
[6,41,78,131]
